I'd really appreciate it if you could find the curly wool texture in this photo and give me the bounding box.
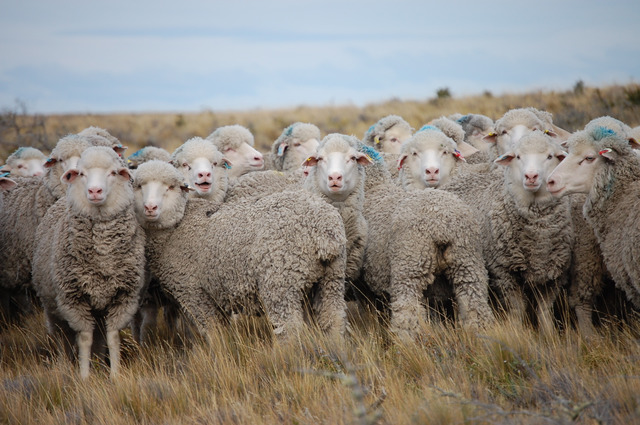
[457,114,494,139]
[224,169,304,204]
[127,146,170,169]
[359,148,492,339]
[206,124,255,150]
[362,115,413,151]
[584,116,633,140]
[145,193,347,338]
[430,116,465,145]
[570,128,640,307]
[270,122,321,172]
[0,135,92,311]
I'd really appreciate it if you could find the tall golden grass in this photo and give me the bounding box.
[1,304,639,424]
[1,83,640,160]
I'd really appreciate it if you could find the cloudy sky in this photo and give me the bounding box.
[1,0,639,114]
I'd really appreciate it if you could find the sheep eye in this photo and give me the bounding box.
[17,164,25,168]
[391,138,398,143]
[294,143,301,147]
[111,170,117,176]
[168,185,175,190]
[412,152,417,156]
[501,130,508,135]
[516,155,520,160]
[585,156,595,162]
[547,154,553,160]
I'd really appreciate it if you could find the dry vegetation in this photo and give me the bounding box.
[1,305,639,425]
[1,83,640,161]
[2,83,640,424]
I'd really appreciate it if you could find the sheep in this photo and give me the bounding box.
[484,107,566,161]
[270,122,321,173]
[206,125,264,177]
[77,126,127,156]
[170,137,231,203]
[134,160,348,340]
[356,144,493,340]
[32,146,145,379]
[1,147,47,177]
[127,146,171,169]
[0,135,92,324]
[547,126,640,309]
[302,134,371,293]
[631,125,640,142]
[476,132,573,332]
[455,114,496,163]
[362,115,413,155]
[397,125,480,191]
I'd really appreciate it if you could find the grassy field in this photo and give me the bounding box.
[1,304,639,425]
[1,83,640,424]
[1,83,640,160]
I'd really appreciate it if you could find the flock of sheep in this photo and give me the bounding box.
[1,109,639,379]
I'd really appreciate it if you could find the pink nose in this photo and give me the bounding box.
[547,177,557,189]
[88,187,103,196]
[328,173,342,184]
[425,167,439,176]
[198,171,211,179]
[525,171,539,181]
[144,204,158,213]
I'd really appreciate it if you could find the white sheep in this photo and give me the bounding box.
[362,115,413,155]
[473,132,573,332]
[134,160,348,340]
[357,144,493,340]
[454,114,496,163]
[269,122,321,173]
[170,137,230,203]
[127,146,171,169]
[32,146,145,379]
[0,135,92,324]
[547,126,640,309]
[1,147,47,177]
[206,125,264,177]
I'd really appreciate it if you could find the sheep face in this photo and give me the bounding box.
[486,110,559,157]
[280,137,319,171]
[304,138,371,202]
[377,124,412,155]
[177,156,230,197]
[397,134,470,189]
[495,134,566,202]
[3,148,46,177]
[133,161,190,229]
[221,143,264,178]
[62,147,132,216]
[547,138,606,197]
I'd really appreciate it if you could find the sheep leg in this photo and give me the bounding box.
[389,275,429,342]
[445,251,493,329]
[106,329,121,379]
[312,262,347,338]
[574,302,595,337]
[260,277,305,340]
[77,330,93,379]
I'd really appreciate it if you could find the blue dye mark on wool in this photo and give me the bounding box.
[359,144,383,163]
[592,126,616,141]
[366,124,375,135]
[0,172,10,178]
[456,115,470,124]
[418,125,440,133]
[129,149,143,158]
[12,147,27,157]
[285,124,295,137]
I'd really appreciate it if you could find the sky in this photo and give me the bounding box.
[1,0,639,114]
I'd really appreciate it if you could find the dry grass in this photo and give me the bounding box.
[2,83,640,161]
[1,305,639,425]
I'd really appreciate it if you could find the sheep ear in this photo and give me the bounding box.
[355,152,373,166]
[44,157,57,168]
[629,138,640,150]
[556,151,568,162]
[117,168,132,181]
[113,145,127,157]
[62,169,80,184]
[598,148,617,161]
[494,152,515,166]
[180,184,194,193]
[0,177,17,191]
[550,124,572,141]
[276,142,288,157]
[302,156,319,168]
[396,154,408,170]
[0,164,10,173]
[456,141,478,158]
[483,131,498,144]
[221,158,232,169]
